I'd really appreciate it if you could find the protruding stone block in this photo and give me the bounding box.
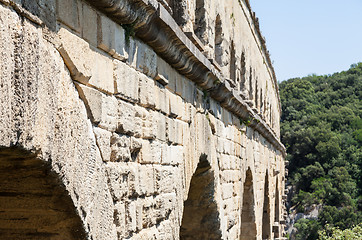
[58,27,93,84]
[75,83,117,131]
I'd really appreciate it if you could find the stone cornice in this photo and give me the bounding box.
[85,0,286,157]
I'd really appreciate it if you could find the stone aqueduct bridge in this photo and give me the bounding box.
[0,0,287,239]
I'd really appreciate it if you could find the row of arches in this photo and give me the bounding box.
[180,155,282,239]
[0,150,282,240]
[166,0,279,130]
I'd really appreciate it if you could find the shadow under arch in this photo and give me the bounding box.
[0,147,87,240]
[273,178,280,238]
[180,153,222,240]
[262,172,271,240]
[240,168,257,240]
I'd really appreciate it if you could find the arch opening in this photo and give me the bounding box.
[273,180,280,238]
[230,42,236,85]
[240,169,257,240]
[170,0,187,27]
[262,173,271,240]
[194,0,206,44]
[239,51,246,93]
[214,15,223,66]
[0,147,86,240]
[180,154,221,240]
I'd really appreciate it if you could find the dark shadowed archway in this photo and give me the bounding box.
[240,168,257,240]
[262,173,271,240]
[273,179,280,238]
[0,147,87,240]
[180,154,222,240]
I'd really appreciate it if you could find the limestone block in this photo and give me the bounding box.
[90,49,115,93]
[126,200,138,232]
[152,111,167,142]
[216,137,224,153]
[222,183,234,199]
[127,163,141,197]
[58,27,93,84]
[176,120,186,145]
[134,106,155,140]
[224,140,232,155]
[220,170,239,183]
[136,41,157,79]
[140,197,156,228]
[114,23,128,61]
[139,139,164,164]
[182,78,195,104]
[114,60,139,102]
[157,56,176,91]
[139,74,156,108]
[222,110,233,127]
[97,13,116,55]
[175,73,184,97]
[114,201,126,238]
[181,121,190,146]
[176,96,186,120]
[155,85,170,115]
[81,2,97,46]
[110,133,131,162]
[181,102,192,123]
[126,37,138,69]
[215,118,226,138]
[194,88,204,111]
[75,84,117,131]
[117,100,142,137]
[168,92,179,118]
[219,153,231,170]
[152,193,177,228]
[157,219,175,239]
[163,145,183,165]
[166,118,176,144]
[136,226,159,240]
[138,164,155,196]
[230,156,239,170]
[154,165,176,193]
[93,127,112,162]
[57,0,80,31]
[105,163,133,201]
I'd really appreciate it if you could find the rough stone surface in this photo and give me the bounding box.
[0,0,286,239]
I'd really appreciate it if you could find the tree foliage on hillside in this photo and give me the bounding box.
[279,63,362,239]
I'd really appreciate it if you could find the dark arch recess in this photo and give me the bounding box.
[262,173,271,239]
[240,168,257,240]
[180,153,222,240]
[0,147,87,240]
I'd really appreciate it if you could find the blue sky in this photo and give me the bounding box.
[249,0,362,81]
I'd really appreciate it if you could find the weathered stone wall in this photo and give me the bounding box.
[0,0,286,239]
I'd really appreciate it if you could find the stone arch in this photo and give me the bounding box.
[194,0,206,44]
[0,147,87,239]
[180,153,222,240]
[273,178,280,238]
[215,14,223,66]
[240,168,257,240]
[262,172,271,240]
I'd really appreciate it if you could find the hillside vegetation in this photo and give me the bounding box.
[279,63,362,239]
